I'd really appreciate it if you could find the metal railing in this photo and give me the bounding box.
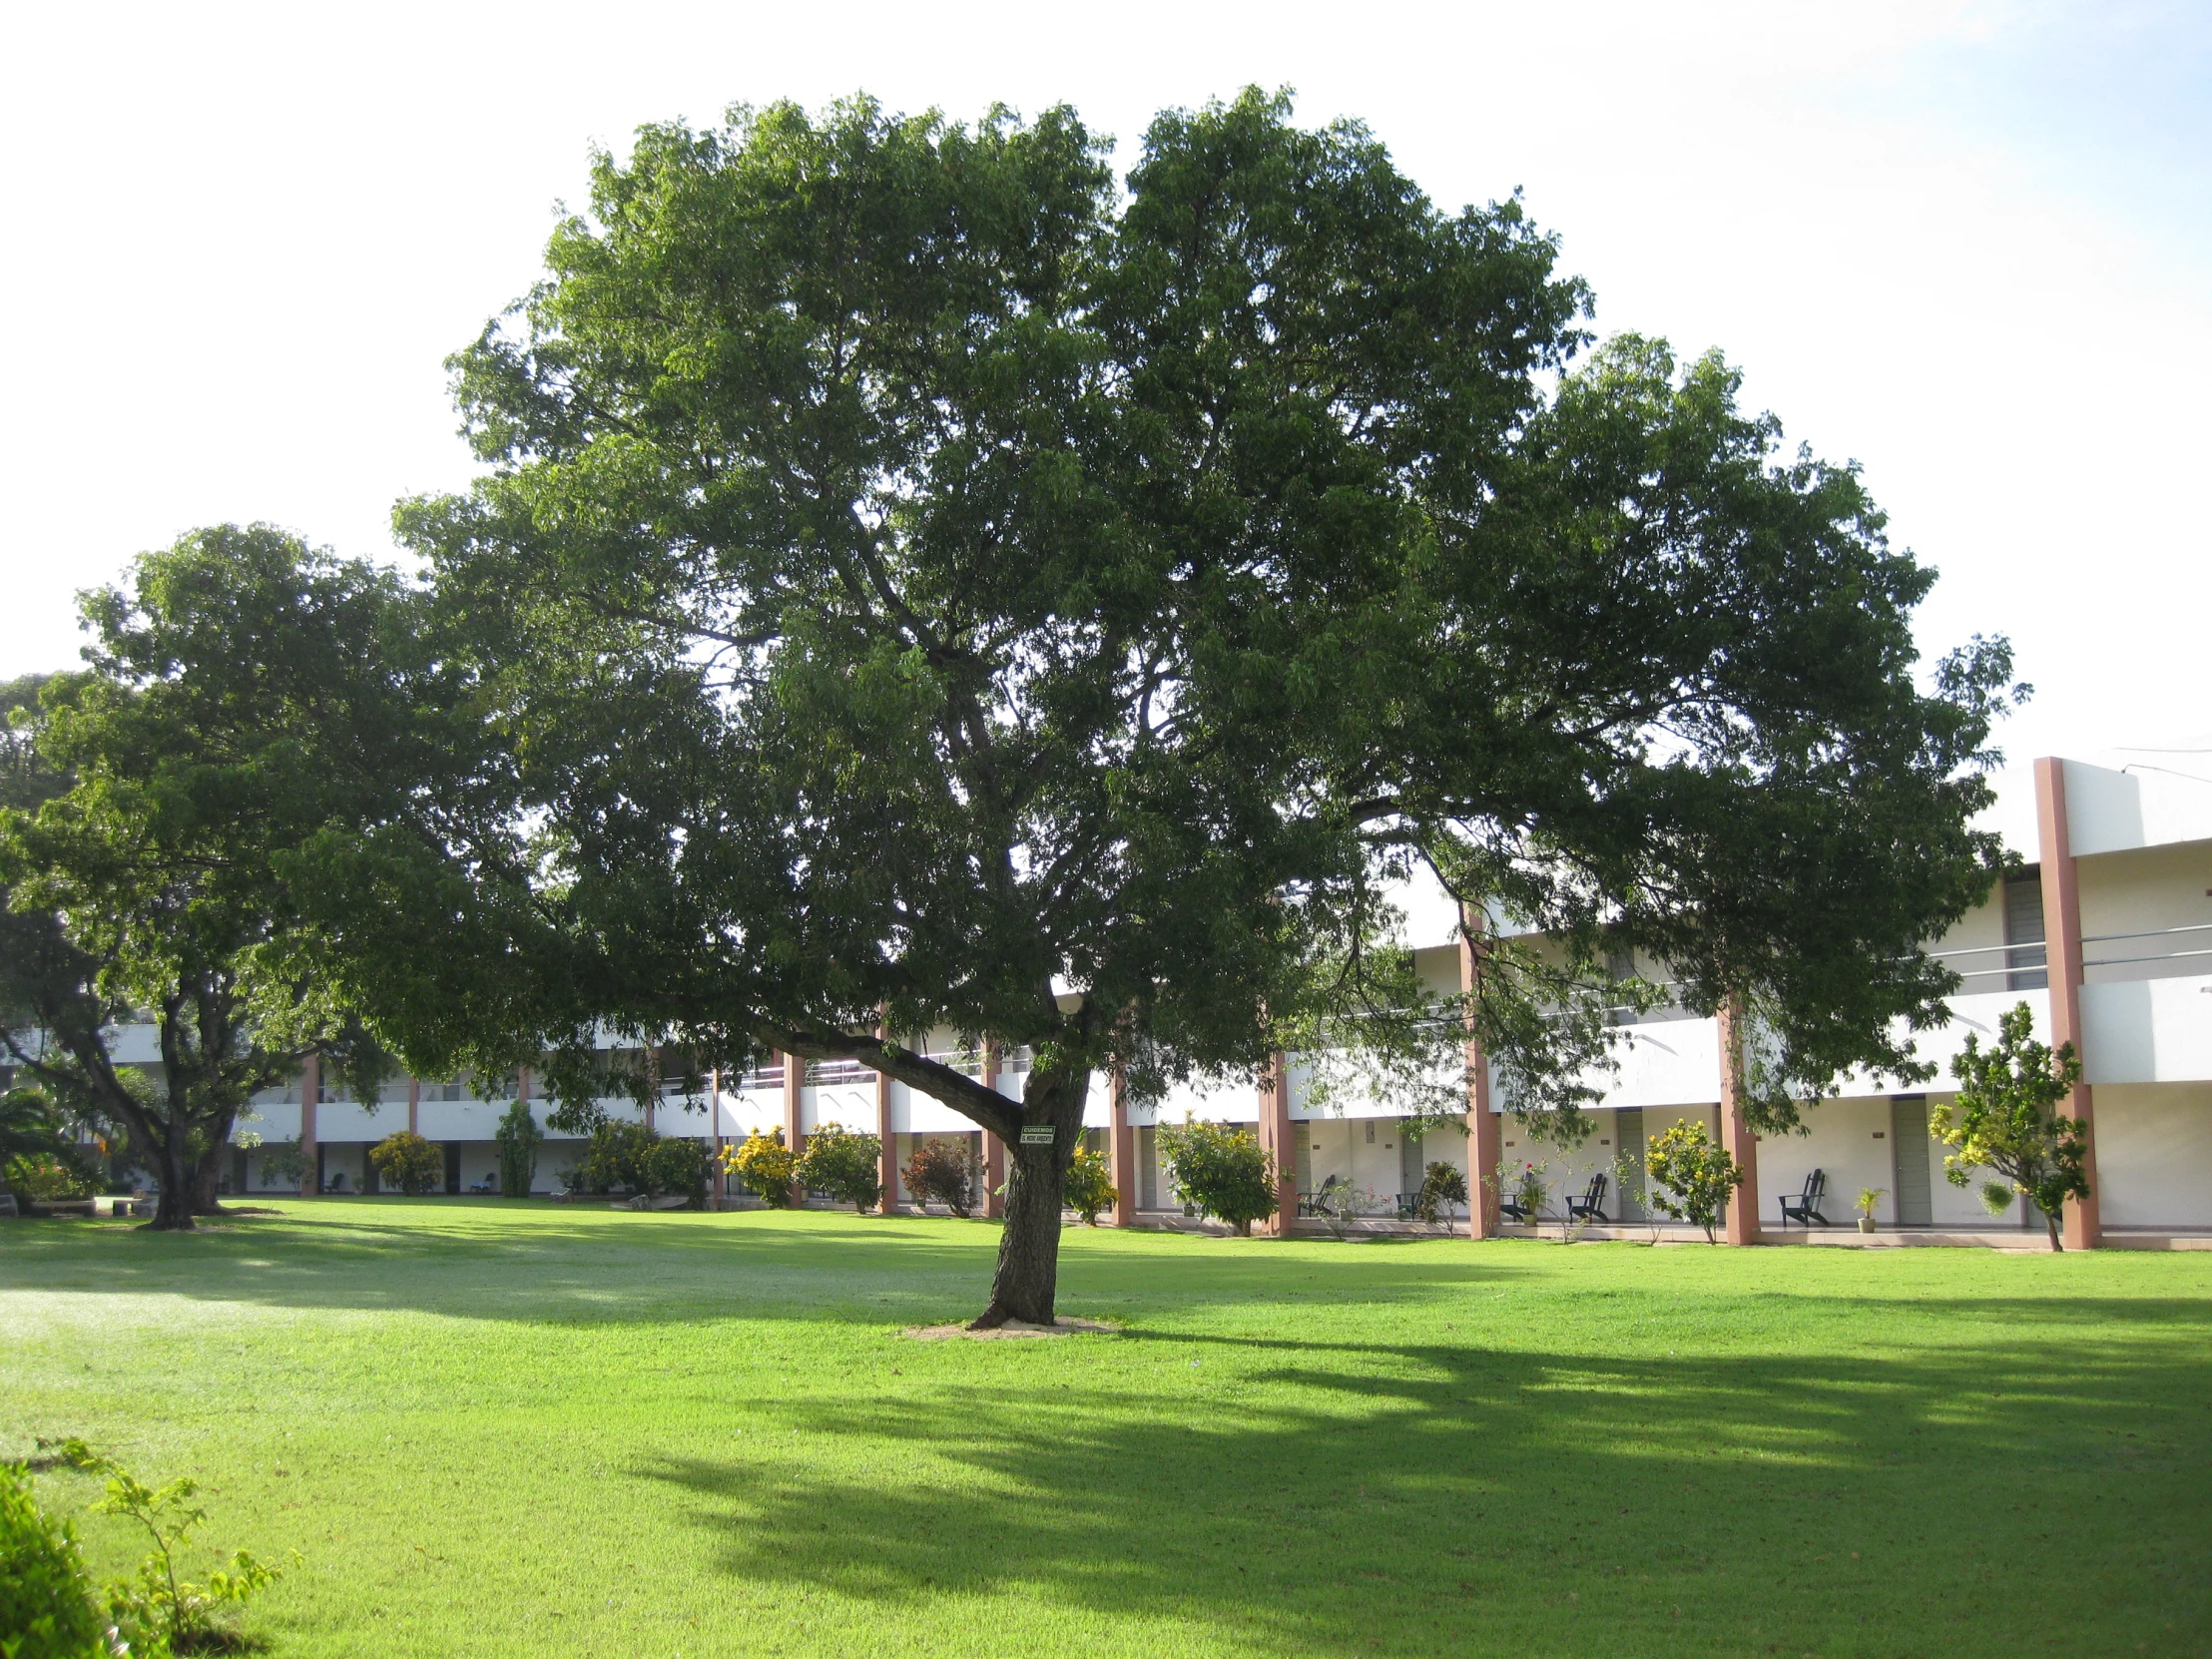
[1924,922,2212,983]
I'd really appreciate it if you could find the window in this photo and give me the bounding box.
[2004,873,2047,991]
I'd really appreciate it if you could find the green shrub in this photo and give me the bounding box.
[725,1129,798,1206]
[1413,1160,1467,1223]
[0,1460,106,1658]
[493,1100,543,1197]
[1644,1122,1744,1244]
[574,1119,656,1195]
[645,1136,708,1206]
[369,1129,445,1196]
[1159,1117,1278,1237]
[901,1137,979,1217]
[796,1123,882,1213]
[1062,1146,1116,1225]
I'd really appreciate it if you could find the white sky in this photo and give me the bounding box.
[3,0,2207,797]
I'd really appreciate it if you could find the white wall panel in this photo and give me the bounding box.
[2082,975,2212,1085]
[234,1103,301,1141]
[2095,1084,2212,1228]
[2064,760,2212,856]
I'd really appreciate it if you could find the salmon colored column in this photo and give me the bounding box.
[1257,1050,1298,1237]
[406,1077,419,1136]
[1459,909,1503,1238]
[2034,758,2102,1249]
[297,1051,319,1197]
[1108,1063,1136,1227]
[1719,996,1762,1245]
[980,1043,1007,1220]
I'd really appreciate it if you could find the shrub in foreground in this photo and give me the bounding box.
[1159,1118,1278,1237]
[369,1129,444,1196]
[0,1460,106,1658]
[796,1123,882,1213]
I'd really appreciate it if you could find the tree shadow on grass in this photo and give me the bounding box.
[635,1329,2212,1658]
[0,1208,1556,1328]
[6,1210,2212,1361]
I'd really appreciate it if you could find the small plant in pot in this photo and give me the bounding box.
[1857,1187,1886,1234]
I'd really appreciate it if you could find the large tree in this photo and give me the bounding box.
[295,90,2009,1323]
[0,527,408,1228]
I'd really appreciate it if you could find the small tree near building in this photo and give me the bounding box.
[1644,1122,1745,1244]
[1413,1161,1467,1224]
[369,1130,443,1196]
[903,1138,980,1217]
[1160,1118,1279,1237]
[492,1100,542,1197]
[1930,1001,2089,1252]
[795,1123,882,1214]
[1062,1147,1117,1226]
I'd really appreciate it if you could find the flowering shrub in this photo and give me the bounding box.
[3,1151,99,1205]
[1644,1122,1744,1243]
[725,1128,799,1206]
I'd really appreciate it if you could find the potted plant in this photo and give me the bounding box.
[1857,1187,1886,1234]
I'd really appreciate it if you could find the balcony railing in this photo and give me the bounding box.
[1929,923,2212,987]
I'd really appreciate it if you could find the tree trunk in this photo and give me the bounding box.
[2045,1208,2064,1253]
[190,1108,240,1216]
[152,1121,196,1232]
[969,1065,1087,1329]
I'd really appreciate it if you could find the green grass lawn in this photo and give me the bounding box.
[3,1202,2207,1658]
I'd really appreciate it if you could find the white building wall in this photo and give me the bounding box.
[2077,842,2212,986]
[2062,760,2212,855]
[2081,974,2212,1084]
[1759,1099,1893,1228]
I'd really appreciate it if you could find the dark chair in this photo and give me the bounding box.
[324,1171,348,1194]
[1778,1169,1832,1229]
[1566,1173,1609,1223]
[1497,1188,1533,1223]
